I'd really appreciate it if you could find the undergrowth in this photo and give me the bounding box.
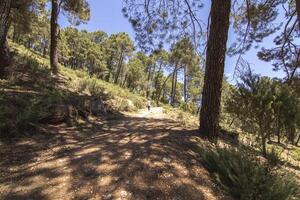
[0,42,146,134]
[162,104,198,127]
[200,147,299,200]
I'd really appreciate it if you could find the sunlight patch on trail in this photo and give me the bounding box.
[133,107,166,119]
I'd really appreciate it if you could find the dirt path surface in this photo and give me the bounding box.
[132,107,165,119]
[0,110,229,200]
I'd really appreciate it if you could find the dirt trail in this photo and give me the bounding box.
[0,110,229,200]
[132,107,165,119]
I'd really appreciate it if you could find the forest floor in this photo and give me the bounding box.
[0,107,230,200]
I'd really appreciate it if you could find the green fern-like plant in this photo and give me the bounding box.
[201,147,299,200]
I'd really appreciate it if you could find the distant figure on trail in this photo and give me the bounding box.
[147,99,151,111]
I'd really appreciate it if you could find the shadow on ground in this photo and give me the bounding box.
[0,115,229,200]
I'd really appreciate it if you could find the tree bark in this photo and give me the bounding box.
[296,133,300,146]
[262,134,267,156]
[277,129,281,144]
[0,0,12,78]
[146,63,153,98]
[183,65,188,103]
[296,0,300,30]
[152,62,163,100]
[114,49,124,84]
[174,68,178,103]
[171,63,178,106]
[171,67,176,105]
[199,0,231,139]
[50,0,60,75]
[276,119,281,144]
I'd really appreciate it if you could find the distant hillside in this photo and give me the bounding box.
[0,42,147,134]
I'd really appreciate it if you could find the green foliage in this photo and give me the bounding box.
[15,96,53,130]
[291,147,300,162]
[162,105,198,127]
[266,147,283,167]
[59,27,108,78]
[0,90,66,134]
[61,0,90,25]
[125,55,147,91]
[8,6,207,111]
[201,147,299,200]
[226,69,300,154]
[2,41,147,135]
[63,69,146,110]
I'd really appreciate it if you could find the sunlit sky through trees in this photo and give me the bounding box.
[59,0,286,83]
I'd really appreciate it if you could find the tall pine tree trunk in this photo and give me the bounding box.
[50,0,59,75]
[0,0,12,78]
[199,0,231,139]
[114,49,124,84]
[183,65,188,103]
[174,69,178,103]
[152,62,163,100]
[262,133,267,156]
[171,69,175,105]
[146,63,153,98]
[296,0,300,30]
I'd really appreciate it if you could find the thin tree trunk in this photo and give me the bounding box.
[27,39,32,49]
[262,134,267,156]
[50,0,59,75]
[146,63,153,98]
[199,0,231,139]
[183,65,188,103]
[156,66,182,105]
[12,24,17,42]
[152,62,163,100]
[171,68,176,105]
[122,74,128,88]
[296,0,300,30]
[296,133,300,146]
[174,68,178,103]
[171,63,178,105]
[114,49,124,84]
[106,56,113,82]
[43,43,47,57]
[0,0,12,78]
[277,120,281,144]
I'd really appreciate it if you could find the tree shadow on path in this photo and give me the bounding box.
[0,115,230,200]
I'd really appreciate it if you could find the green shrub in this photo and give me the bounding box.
[291,147,300,161]
[266,147,282,167]
[226,69,300,155]
[201,147,299,200]
[15,103,49,131]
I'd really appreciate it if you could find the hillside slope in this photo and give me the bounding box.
[0,43,230,200]
[1,43,298,200]
[0,42,147,134]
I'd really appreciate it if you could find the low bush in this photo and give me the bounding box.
[72,74,146,110]
[291,147,300,162]
[201,147,299,200]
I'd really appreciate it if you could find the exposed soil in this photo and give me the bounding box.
[0,108,230,200]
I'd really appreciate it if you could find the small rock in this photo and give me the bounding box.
[163,157,171,163]
[163,172,173,178]
[120,190,127,197]
[102,194,112,200]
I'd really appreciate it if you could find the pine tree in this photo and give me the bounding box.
[199,0,231,139]
[49,0,90,74]
[0,0,45,77]
[0,0,12,77]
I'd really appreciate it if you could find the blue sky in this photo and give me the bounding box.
[59,0,285,81]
